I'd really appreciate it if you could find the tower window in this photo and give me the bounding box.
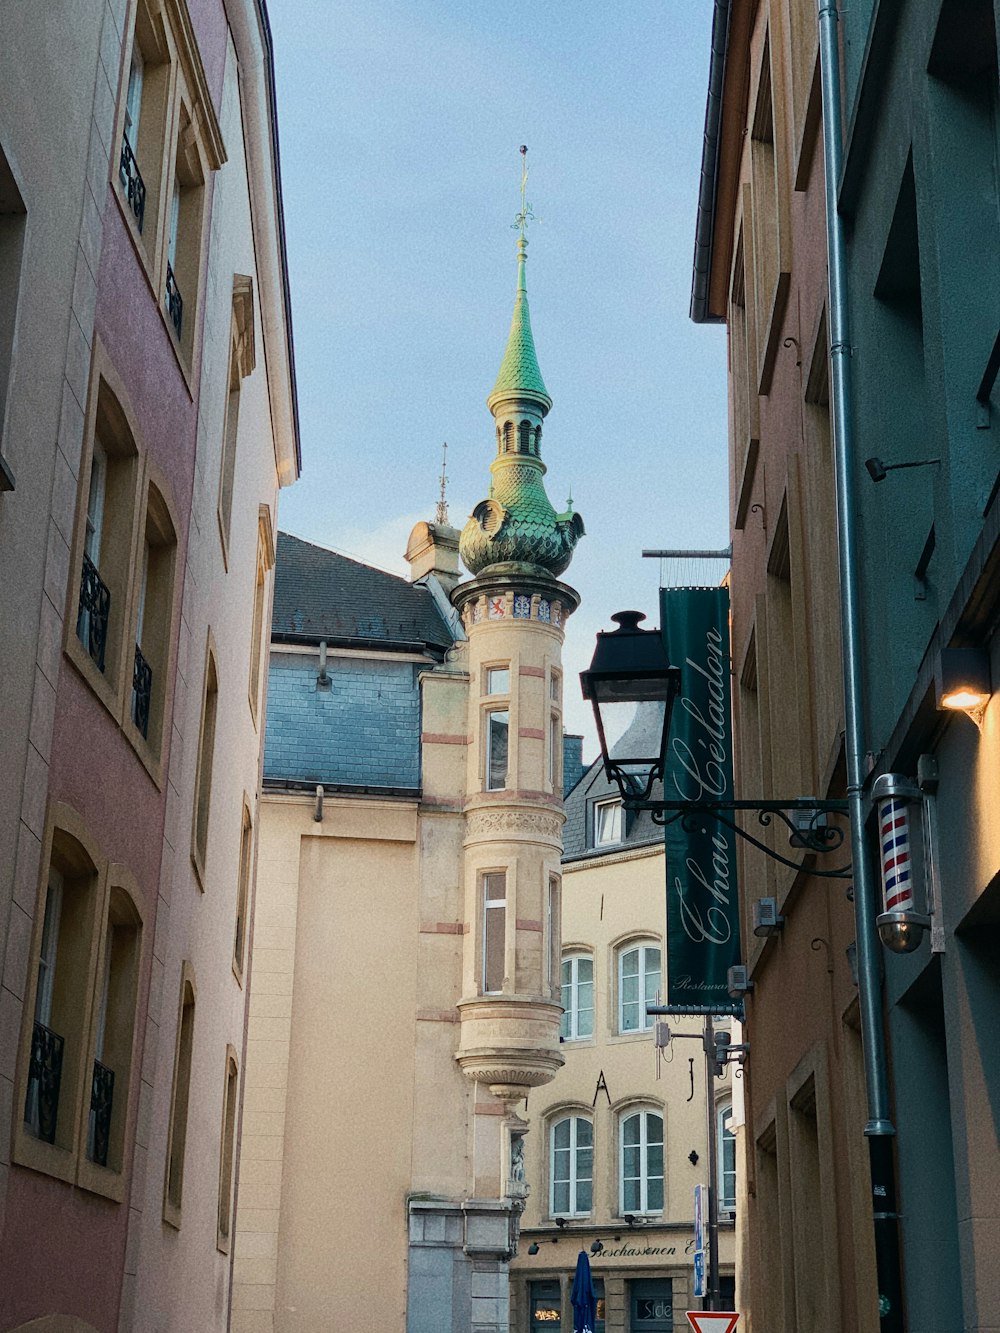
[534,425,542,455]
[502,421,513,453]
[485,709,509,790]
[518,420,531,453]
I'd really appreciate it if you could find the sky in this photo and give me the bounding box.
[268,0,729,755]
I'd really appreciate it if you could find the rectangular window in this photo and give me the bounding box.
[217,1048,239,1251]
[619,944,660,1033]
[560,955,594,1040]
[482,872,506,993]
[217,344,241,551]
[551,1115,593,1215]
[486,665,510,695]
[719,1102,737,1213]
[233,803,252,980]
[546,875,561,994]
[594,798,623,846]
[0,145,27,466]
[164,969,195,1226]
[486,709,509,790]
[549,714,560,788]
[530,1281,562,1329]
[192,648,219,880]
[550,669,560,702]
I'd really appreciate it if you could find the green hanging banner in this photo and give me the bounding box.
[661,586,742,1015]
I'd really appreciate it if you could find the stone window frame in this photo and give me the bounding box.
[559,949,595,1041]
[216,276,257,569]
[484,705,510,791]
[617,1102,666,1218]
[717,1098,737,1215]
[13,801,145,1203]
[111,0,226,381]
[614,937,662,1036]
[216,1044,240,1252]
[481,867,508,995]
[232,795,254,985]
[163,960,196,1228]
[548,1108,595,1219]
[730,191,763,533]
[190,631,220,889]
[65,339,181,788]
[248,503,276,725]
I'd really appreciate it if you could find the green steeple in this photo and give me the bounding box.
[488,236,551,412]
[460,154,583,581]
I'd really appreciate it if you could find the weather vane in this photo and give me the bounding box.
[436,441,449,525]
[513,144,535,235]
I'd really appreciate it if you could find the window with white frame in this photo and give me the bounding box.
[485,709,509,790]
[560,954,594,1040]
[593,797,623,846]
[718,1102,736,1213]
[620,1109,664,1214]
[485,665,510,695]
[482,872,506,993]
[618,942,661,1033]
[551,1115,593,1216]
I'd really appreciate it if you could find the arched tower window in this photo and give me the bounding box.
[502,422,513,453]
[534,425,542,455]
[518,420,531,454]
[496,425,502,451]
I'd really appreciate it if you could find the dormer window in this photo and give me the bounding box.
[594,797,623,846]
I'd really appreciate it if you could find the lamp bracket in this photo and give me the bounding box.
[629,797,852,880]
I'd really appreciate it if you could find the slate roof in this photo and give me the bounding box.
[562,703,666,862]
[271,532,455,653]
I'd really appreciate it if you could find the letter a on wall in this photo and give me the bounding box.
[661,586,742,1014]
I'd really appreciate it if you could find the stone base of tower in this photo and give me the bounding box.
[407,1198,519,1333]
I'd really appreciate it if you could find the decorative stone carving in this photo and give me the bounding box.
[465,808,563,843]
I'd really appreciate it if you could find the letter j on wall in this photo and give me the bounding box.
[661,586,742,1014]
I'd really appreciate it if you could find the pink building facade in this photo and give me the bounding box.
[0,1,298,1328]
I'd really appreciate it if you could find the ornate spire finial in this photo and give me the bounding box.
[513,145,534,236]
[435,442,449,525]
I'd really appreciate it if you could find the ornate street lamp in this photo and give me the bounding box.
[579,611,681,802]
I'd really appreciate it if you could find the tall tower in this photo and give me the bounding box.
[452,151,584,1201]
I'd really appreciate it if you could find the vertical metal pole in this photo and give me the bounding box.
[816,3,905,1328]
[704,1014,721,1312]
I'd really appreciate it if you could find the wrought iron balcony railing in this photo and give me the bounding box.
[165,263,183,339]
[132,643,152,739]
[77,553,111,672]
[25,1020,64,1145]
[88,1059,115,1168]
[118,133,146,233]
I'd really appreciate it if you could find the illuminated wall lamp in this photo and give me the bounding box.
[937,647,992,729]
[752,897,785,937]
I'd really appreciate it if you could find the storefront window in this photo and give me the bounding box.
[631,1277,673,1329]
[595,1277,606,1331]
[531,1279,562,1328]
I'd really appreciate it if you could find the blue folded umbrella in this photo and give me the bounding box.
[571,1248,597,1333]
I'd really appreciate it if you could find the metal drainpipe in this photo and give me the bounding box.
[817,3,905,1329]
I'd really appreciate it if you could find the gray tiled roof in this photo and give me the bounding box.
[272,532,455,652]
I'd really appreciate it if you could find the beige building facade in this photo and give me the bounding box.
[232,225,585,1332]
[510,751,736,1331]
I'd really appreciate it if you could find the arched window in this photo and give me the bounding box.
[502,421,513,452]
[620,1108,664,1214]
[534,424,542,455]
[518,419,531,453]
[560,953,594,1040]
[550,1115,593,1216]
[617,941,661,1033]
[718,1101,736,1213]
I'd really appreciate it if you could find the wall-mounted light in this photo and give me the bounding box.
[527,1242,540,1255]
[937,647,991,728]
[752,897,785,937]
[872,774,930,953]
[590,1240,604,1255]
[864,456,940,483]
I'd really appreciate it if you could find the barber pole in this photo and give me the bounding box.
[877,796,913,913]
[871,774,929,954]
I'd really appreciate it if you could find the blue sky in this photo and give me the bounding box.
[269,1,729,751]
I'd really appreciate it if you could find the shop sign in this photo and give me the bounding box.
[661,586,742,1015]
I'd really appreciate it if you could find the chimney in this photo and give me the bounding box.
[405,520,461,593]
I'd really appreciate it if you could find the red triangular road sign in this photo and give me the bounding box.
[685,1314,740,1333]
